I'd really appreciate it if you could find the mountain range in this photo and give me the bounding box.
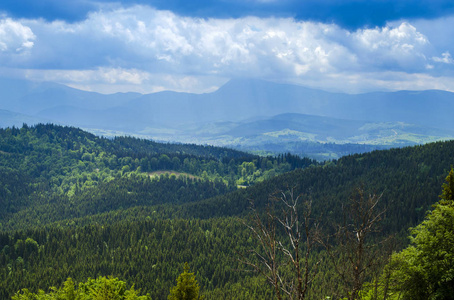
[0,77,453,158]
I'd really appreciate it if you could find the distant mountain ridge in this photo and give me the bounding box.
[0,78,140,115]
[0,109,51,128]
[220,113,454,139]
[0,77,453,158]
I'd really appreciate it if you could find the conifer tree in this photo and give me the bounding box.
[168,263,204,300]
[440,167,454,202]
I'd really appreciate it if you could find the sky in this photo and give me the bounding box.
[1,0,454,94]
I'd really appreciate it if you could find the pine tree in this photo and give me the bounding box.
[168,263,204,300]
[440,167,454,203]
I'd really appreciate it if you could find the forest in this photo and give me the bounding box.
[0,123,453,299]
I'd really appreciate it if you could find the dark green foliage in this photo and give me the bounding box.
[0,124,313,189]
[440,168,454,202]
[361,170,454,300]
[0,168,32,216]
[0,218,270,299]
[170,141,454,236]
[361,204,454,300]
[1,124,454,299]
[1,174,230,230]
[0,123,314,231]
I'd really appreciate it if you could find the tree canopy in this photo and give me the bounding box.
[168,263,204,300]
[12,276,151,300]
[362,168,454,300]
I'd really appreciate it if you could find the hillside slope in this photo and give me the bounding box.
[1,125,454,299]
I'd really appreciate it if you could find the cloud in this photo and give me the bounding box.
[9,67,226,94]
[17,7,435,74]
[3,0,454,29]
[350,22,430,71]
[1,5,454,93]
[23,67,150,85]
[433,51,454,64]
[0,18,35,53]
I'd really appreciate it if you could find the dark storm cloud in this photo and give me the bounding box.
[2,0,454,29]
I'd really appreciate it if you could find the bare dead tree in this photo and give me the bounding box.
[239,189,321,300]
[319,188,388,300]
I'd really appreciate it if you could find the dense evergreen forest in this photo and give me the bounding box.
[0,124,315,231]
[0,124,453,299]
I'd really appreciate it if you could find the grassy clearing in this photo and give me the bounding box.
[147,170,201,180]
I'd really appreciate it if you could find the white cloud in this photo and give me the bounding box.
[5,67,226,94]
[17,7,434,73]
[433,51,454,64]
[349,22,430,71]
[0,18,35,53]
[2,6,454,93]
[21,67,149,85]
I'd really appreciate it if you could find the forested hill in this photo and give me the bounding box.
[173,140,454,232]
[1,123,453,234]
[0,123,255,161]
[0,123,316,231]
[1,123,454,299]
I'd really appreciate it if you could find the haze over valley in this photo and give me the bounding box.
[1,77,453,159]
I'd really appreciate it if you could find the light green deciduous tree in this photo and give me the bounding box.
[361,168,454,300]
[12,276,151,300]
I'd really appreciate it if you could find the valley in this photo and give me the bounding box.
[1,78,453,160]
[1,124,453,299]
